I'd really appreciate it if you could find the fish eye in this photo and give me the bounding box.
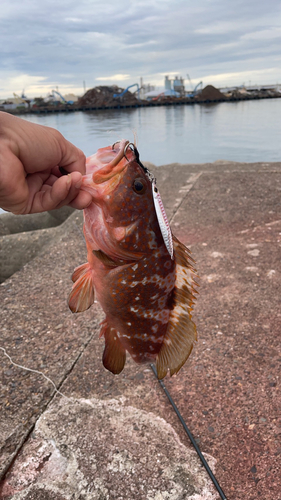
[132,178,146,194]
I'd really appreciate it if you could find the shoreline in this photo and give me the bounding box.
[3,92,281,116]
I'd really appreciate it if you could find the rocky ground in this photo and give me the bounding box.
[0,160,280,500]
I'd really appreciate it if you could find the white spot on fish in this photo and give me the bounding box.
[157,296,167,308]
[127,322,132,326]
[150,335,164,343]
[152,324,158,333]
[132,264,138,271]
[130,306,139,313]
[121,280,127,284]
[146,229,158,249]
[130,281,139,288]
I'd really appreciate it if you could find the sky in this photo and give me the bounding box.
[1,0,281,99]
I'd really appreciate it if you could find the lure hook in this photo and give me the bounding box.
[123,142,135,162]
[112,141,121,150]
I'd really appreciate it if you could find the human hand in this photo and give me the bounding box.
[0,112,92,214]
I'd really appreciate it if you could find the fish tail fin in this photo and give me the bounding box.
[100,320,126,375]
[68,263,95,313]
[156,236,198,379]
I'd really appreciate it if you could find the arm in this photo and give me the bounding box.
[0,112,92,214]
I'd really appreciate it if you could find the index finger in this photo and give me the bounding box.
[57,136,87,176]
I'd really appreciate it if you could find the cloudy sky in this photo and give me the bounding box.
[1,0,281,98]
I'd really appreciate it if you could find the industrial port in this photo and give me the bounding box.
[1,75,281,114]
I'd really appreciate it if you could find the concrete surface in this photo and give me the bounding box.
[0,160,280,500]
[0,207,74,283]
[0,398,217,499]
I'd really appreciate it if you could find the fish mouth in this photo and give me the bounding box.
[81,139,151,198]
[92,139,134,184]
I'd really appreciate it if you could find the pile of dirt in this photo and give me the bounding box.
[197,85,225,101]
[78,86,140,107]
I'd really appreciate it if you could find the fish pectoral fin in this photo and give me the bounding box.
[71,262,90,282]
[92,250,125,268]
[100,320,126,375]
[68,263,95,313]
[156,311,197,379]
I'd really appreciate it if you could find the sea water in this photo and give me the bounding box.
[1,98,280,215]
[19,98,281,165]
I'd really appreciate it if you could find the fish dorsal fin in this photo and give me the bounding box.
[68,263,95,313]
[156,236,198,379]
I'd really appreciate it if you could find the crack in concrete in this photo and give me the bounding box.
[170,172,202,225]
[0,330,96,482]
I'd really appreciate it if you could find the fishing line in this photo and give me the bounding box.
[150,363,227,500]
[0,347,69,399]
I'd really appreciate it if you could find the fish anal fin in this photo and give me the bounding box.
[101,321,126,375]
[68,263,95,313]
[156,235,198,379]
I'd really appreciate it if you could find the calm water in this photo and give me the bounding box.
[1,99,280,215]
[20,98,281,165]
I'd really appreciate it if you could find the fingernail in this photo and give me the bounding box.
[66,174,72,186]
[75,178,82,189]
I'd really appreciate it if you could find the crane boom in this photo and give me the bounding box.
[113,83,140,99]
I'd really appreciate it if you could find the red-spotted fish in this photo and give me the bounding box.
[68,140,198,378]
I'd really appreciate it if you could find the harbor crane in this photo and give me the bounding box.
[113,83,140,99]
[186,81,203,98]
[51,90,74,104]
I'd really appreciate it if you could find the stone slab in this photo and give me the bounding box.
[0,397,217,499]
[0,208,75,282]
[0,207,74,236]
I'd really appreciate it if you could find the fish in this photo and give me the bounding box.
[68,140,198,379]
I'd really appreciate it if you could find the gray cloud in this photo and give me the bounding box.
[1,0,281,97]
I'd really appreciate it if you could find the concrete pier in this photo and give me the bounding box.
[0,160,280,499]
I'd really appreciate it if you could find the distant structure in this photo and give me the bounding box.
[172,76,185,96]
[141,75,184,100]
[164,75,185,96]
[164,76,172,90]
[139,77,155,99]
